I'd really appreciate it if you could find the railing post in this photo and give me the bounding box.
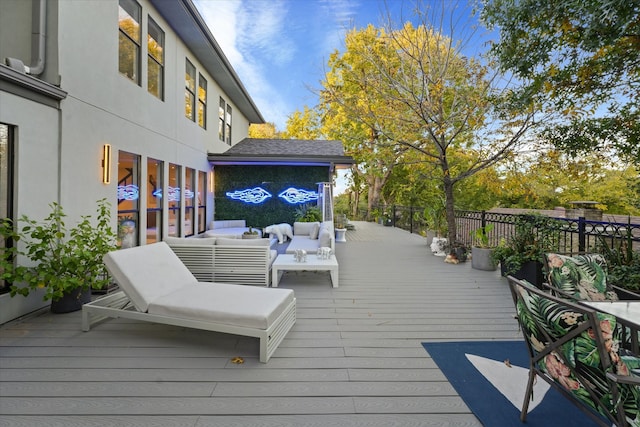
[578,216,586,253]
[410,206,414,234]
[392,205,396,227]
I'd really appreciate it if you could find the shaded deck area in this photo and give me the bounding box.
[0,221,521,426]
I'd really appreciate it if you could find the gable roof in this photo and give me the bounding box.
[150,0,264,124]
[208,138,355,168]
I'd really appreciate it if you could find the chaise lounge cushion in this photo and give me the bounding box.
[103,242,197,312]
[148,282,295,330]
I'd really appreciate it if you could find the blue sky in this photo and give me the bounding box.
[194,0,489,131]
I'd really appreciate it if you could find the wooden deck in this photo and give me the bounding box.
[0,221,521,426]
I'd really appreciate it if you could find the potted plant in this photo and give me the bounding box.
[470,224,497,271]
[242,226,260,239]
[491,214,561,288]
[424,202,447,255]
[0,199,117,313]
[294,203,322,222]
[597,226,640,300]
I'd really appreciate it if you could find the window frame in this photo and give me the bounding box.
[185,59,196,121]
[225,104,232,145]
[198,74,207,129]
[118,0,141,85]
[218,97,226,141]
[147,16,164,100]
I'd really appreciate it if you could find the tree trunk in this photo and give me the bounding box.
[443,174,457,246]
[367,176,384,218]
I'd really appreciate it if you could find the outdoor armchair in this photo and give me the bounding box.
[508,275,640,426]
[544,252,640,351]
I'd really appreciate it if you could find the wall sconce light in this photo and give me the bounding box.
[102,144,112,184]
[208,172,214,192]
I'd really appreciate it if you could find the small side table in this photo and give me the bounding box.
[335,228,347,243]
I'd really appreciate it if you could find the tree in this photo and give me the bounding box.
[318,3,542,244]
[248,122,281,139]
[481,0,640,164]
[282,106,323,139]
[320,25,409,219]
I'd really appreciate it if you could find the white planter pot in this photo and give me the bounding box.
[430,237,448,257]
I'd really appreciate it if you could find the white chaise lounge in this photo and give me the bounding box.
[82,242,296,362]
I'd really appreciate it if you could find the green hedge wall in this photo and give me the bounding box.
[214,165,331,228]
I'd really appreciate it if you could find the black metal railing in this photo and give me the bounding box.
[357,205,640,255]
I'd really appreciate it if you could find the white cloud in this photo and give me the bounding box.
[194,0,293,129]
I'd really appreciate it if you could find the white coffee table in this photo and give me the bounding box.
[271,254,339,288]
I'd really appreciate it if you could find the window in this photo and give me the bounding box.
[226,104,232,144]
[117,151,141,248]
[147,17,164,100]
[198,171,207,234]
[218,98,232,144]
[146,158,163,243]
[168,163,181,237]
[0,124,14,295]
[184,168,195,237]
[118,0,141,84]
[218,97,225,141]
[198,74,207,128]
[185,59,196,121]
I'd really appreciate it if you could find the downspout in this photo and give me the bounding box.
[25,0,47,76]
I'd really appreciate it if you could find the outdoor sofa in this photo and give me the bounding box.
[284,221,335,254]
[203,219,262,239]
[164,236,277,286]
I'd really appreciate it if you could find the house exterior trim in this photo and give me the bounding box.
[0,64,67,107]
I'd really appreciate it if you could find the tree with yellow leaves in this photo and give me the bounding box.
[319,2,546,244]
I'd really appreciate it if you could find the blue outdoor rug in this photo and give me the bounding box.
[422,341,605,427]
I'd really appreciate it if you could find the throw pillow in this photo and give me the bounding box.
[319,228,331,248]
[309,223,320,239]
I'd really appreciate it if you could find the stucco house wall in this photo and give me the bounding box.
[0,0,263,323]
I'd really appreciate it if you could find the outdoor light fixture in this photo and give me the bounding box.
[102,144,112,184]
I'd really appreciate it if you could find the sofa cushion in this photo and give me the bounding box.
[293,221,320,236]
[286,236,319,254]
[164,236,217,246]
[216,237,270,246]
[203,228,262,239]
[319,228,332,248]
[210,219,246,229]
[309,223,320,239]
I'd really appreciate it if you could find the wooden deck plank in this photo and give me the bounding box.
[0,221,520,425]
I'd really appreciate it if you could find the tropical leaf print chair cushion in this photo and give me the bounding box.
[507,276,640,426]
[545,253,619,301]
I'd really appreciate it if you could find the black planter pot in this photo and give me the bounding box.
[613,286,640,301]
[50,287,92,314]
[500,260,544,289]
